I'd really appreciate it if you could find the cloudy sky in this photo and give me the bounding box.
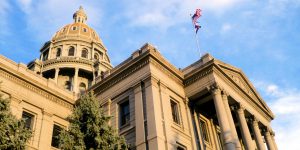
[0,0,299,149]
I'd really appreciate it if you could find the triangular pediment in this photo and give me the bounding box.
[215,61,273,116]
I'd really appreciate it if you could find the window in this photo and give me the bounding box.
[22,111,34,129]
[56,48,61,57]
[176,142,186,150]
[68,47,75,56]
[170,100,180,124]
[83,28,87,32]
[94,53,99,60]
[51,124,63,148]
[72,26,77,30]
[120,100,130,126]
[81,49,88,58]
[79,82,86,95]
[200,119,210,142]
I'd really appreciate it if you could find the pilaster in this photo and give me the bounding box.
[133,83,146,150]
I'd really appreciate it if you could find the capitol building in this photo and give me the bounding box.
[0,7,278,150]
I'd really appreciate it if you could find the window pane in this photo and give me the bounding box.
[120,101,130,126]
[171,100,180,124]
[51,124,63,148]
[68,47,75,56]
[200,119,209,142]
[22,111,34,129]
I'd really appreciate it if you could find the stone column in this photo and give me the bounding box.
[251,117,266,150]
[264,129,275,150]
[270,131,278,150]
[73,67,79,93]
[134,83,146,150]
[235,104,254,150]
[54,68,60,84]
[210,84,235,150]
[222,92,242,150]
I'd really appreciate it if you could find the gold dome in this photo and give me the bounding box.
[51,6,104,46]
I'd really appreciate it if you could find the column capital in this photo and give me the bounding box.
[74,67,79,71]
[208,83,222,95]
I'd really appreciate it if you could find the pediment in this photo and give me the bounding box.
[215,62,273,115]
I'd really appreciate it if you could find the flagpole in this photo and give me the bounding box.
[190,13,202,59]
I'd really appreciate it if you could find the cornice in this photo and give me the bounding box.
[0,64,74,110]
[183,62,214,87]
[91,48,185,95]
[43,57,93,67]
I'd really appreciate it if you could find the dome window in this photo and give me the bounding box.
[81,49,88,58]
[83,28,87,32]
[72,26,77,30]
[56,48,61,57]
[68,47,75,56]
[94,53,99,60]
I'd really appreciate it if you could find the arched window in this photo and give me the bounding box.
[56,48,61,57]
[94,53,99,60]
[79,83,86,95]
[64,81,72,91]
[68,47,75,56]
[81,49,88,58]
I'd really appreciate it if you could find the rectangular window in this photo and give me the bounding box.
[120,100,130,126]
[170,100,180,124]
[22,111,34,130]
[51,124,63,148]
[200,119,209,142]
[176,142,187,150]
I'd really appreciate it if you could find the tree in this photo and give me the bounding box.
[0,91,32,149]
[59,92,128,150]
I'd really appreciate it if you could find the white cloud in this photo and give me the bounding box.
[253,80,300,150]
[121,0,247,29]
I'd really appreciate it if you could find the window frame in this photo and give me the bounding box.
[170,99,181,125]
[119,99,130,127]
[51,124,64,148]
[81,49,88,58]
[22,111,35,130]
[68,46,75,56]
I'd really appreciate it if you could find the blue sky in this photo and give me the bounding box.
[0,0,299,149]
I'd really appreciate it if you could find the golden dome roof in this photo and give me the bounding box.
[51,6,104,46]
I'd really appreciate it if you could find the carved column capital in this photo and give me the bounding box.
[208,83,222,95]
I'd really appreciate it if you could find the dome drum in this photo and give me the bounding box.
[27,6,113,94]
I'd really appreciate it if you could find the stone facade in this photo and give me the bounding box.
[0,7,277,150]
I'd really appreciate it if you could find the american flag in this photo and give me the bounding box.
[192,9,202,33]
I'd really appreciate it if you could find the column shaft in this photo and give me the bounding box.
[264,130,275,150]
[73,68,79,93]
[222,93,242,149]
[236,106,254,150]
[54,68,59,84]
[211,86,235,150]
[252,119,266,150]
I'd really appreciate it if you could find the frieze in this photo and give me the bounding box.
[43,57,93,67]
[0,69,73,110]
[93,57,150,94]
[184,66,213,86]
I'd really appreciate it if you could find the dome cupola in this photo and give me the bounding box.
[73,6,87,24]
